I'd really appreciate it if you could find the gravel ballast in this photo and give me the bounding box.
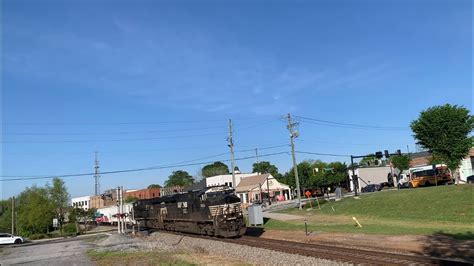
[97,232,344,265]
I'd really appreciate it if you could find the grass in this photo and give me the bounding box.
[266,185,474,238]
[87,250,195,266]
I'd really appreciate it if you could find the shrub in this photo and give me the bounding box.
[63,223,77,235]
[28,233,49,240]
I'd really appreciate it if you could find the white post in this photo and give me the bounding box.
[116,187,121,234]
[121,186,125,233]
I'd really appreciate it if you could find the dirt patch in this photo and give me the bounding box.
[260,229,474,261]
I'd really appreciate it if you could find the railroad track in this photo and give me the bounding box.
[161,230,471,265]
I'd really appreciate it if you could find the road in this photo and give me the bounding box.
[0,236,98,266]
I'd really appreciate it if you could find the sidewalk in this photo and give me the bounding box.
[262,212,304,221]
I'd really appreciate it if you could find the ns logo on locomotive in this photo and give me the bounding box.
[133,186,247,237]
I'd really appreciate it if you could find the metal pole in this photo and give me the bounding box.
[120,187,127,234]
[117,187,121,234]
[94,151,100,196]
[266,175,271,205]
[228,119,236,188]
[11,196,15,235]
[255,148,259,165]
[351,156,358,196]
[287,113,302,210]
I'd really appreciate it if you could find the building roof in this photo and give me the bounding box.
[235,173,270,193]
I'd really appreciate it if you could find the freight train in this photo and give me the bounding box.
[132,186,246,238]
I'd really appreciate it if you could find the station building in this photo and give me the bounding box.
[71,195,92,210]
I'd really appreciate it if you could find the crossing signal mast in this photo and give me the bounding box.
[94,151,101,196]
[287,113,302,210]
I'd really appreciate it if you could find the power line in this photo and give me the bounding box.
[295,151,350,157]
[1,132,227,144]
[3,117,275,126]
[235,144,288,153]
[295,115,409,131]
[0,151,289,182]
[3,143,290,157]
[2,126,226,136]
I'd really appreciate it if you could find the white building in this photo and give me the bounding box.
[205,172,258,188]
[235,173,292,203]
[459,148,474,182]
[71,195,92,210]
[348,166,398,192]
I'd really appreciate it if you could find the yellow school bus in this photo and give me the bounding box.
[408,164,452,188]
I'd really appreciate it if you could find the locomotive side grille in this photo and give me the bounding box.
[209,203,242,217]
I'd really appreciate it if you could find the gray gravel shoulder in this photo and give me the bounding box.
[96,232,345,265]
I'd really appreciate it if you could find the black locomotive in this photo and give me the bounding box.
[132,186,246,238]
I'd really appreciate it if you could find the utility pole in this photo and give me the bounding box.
[11,196,15,235]
[228,119,236,188]
[255,148,259,164]
[287,113,302,210]
[116,187,121,234]
[121,186,125,233]
[350,156,357,196]
[94,151,100,196]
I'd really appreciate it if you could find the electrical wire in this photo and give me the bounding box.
[0,151,289,182]
[294,115,409,131]
[295,151,350,157]
[1,132,227,144]
[4,117,278,126]
[2,126,226,136]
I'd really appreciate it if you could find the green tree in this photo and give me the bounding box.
[201,161,229,177]
[310,161,347,189]
[252,161,279,177]
[390,155,411,173]
[427,154,445,165]
[285,161,314,190]
[124,196,139,203]
[359,156,376,166]
[48,178,69,233]
[164,170,194,187]
[0,199,13,233]
[411,104,474,184]
[147,184,162,189]
[17,186,54,236]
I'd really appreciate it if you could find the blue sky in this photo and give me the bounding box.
[1,0,472,199]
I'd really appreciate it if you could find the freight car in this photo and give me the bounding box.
[132,186,246,238]
[95,203,134,225]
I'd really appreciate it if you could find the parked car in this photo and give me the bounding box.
[361,184,381,193]
[467,175,474,184]
[0,233,23,244]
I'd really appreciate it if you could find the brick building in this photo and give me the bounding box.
[124,188,160,200]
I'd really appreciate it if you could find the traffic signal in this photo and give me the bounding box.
[384,150,390,158]
[397,149,402,156]
[375,151,383,159]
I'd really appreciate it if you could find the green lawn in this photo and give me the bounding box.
[88,250,195,265]
[266,185,474,238]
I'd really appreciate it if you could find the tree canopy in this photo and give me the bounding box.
[17,186,56,236]
[147,184,162,189]
[164,170,194,187]
[252,161,279,177]
[411,104,473,183]
[281,160,348,191]
[390,155,411,172]
[201,161,229,177]
[48,178,69,232]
